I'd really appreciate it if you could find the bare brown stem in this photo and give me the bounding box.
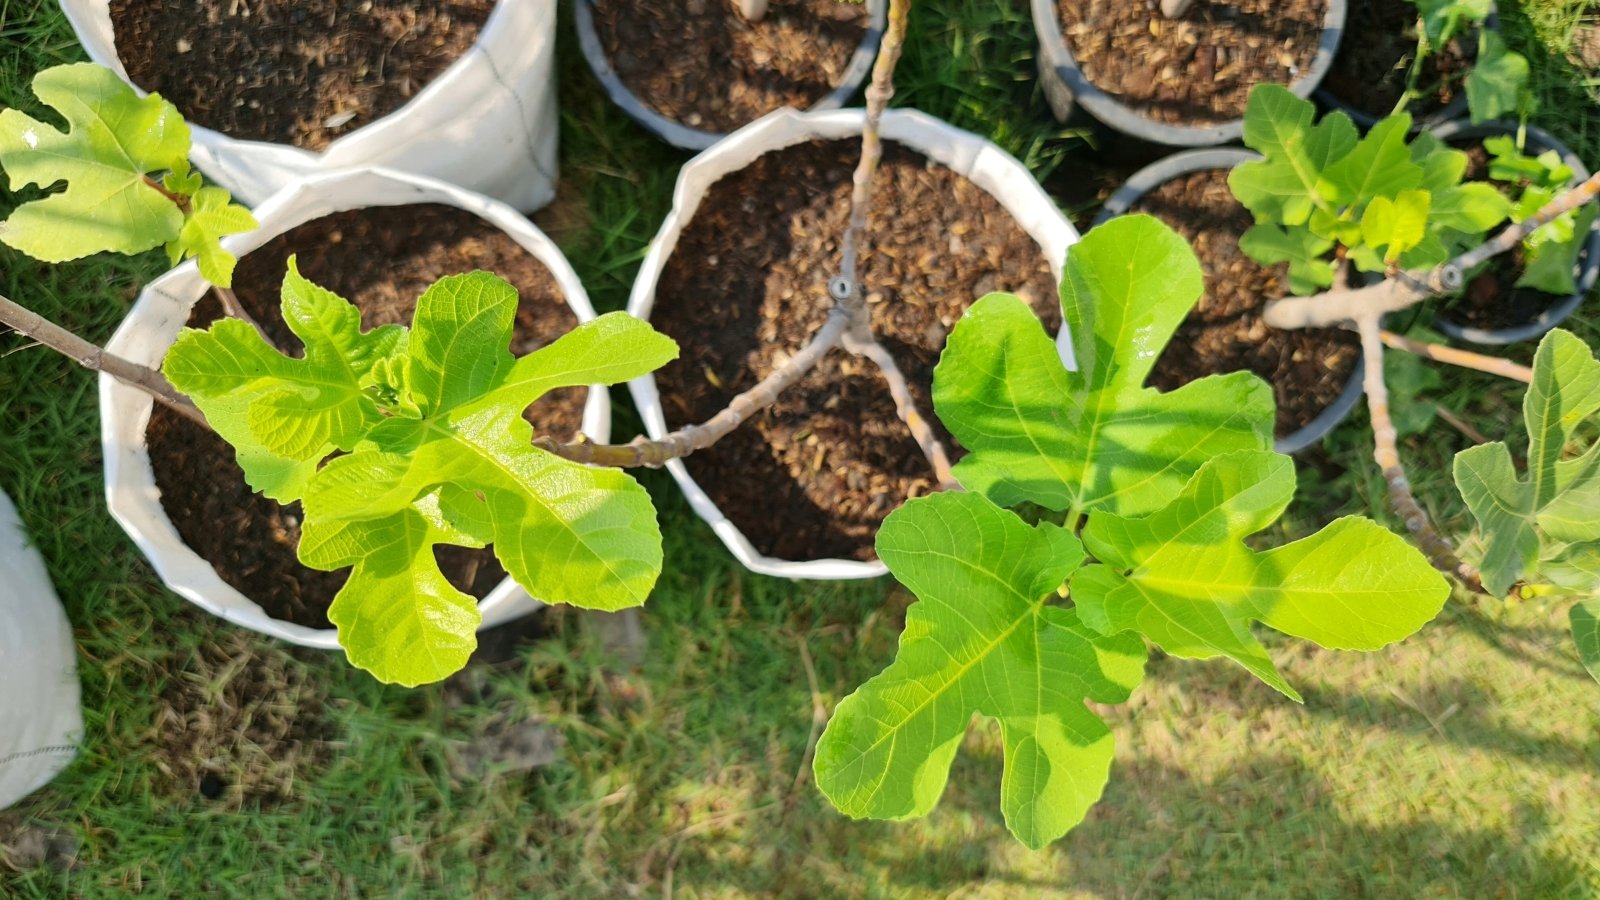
[836,0,909,341]
[1266,170,1600,330]
[0,292,208,426]
[1358,317,1486,594]
[532,310,850,467]
[844,334,957,487]
[142,174,188,210]
[1433,404,1492,445]
[1379,330,1533,382]
[535,0,933,478]
[211,285,277,346]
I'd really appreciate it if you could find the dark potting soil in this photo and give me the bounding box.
[109,0,492,150]
[1057,0,1328,126]
[1129,168,1360,437]
[590,0,870,134]
[147,204,586,628]
[1441,144,1578,334]
[649,139,1059,562]
[1319,0,1473,121]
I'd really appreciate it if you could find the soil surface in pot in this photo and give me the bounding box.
[147,204,586,628]
[1128,168,1360,437]
[650,139,1059,562]
[1319,0,1472,121]
[110,0,492,150]
[590,0,870,134]
[1056,0,1328,126]
[1440,143,1582,334]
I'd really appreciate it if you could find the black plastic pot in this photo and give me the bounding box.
[575,0,887,152]
[1031,0,1346,147]
[1425,119,1599,345]
[1313,2,1498,130]
[1092,148,1366,454]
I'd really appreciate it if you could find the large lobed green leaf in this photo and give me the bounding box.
[1454,329,1600,596]
[935,215,1275,518]
[0,63,189,262]
[0,63,256,284]
[169,267,678,685]
[1072,451,1449,700]
[813,491,1146,849]
[1229,84,1357,227]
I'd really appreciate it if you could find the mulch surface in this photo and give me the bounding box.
[148,204,585,627]
[591,0,869,134]
[1319,0,1472,121]
[649,139,1059,563]
[1058,0,1328,126]
[110,0,491,150]
[1129,167,1360,438]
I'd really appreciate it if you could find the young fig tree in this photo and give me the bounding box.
[812,216,1452,849]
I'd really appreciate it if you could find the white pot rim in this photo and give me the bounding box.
[625,107,1078,581]
[100,166,605,649]
[64,0,521,165]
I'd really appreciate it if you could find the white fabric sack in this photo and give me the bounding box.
[625,107,1078,581]
[0,489,82,811]
[100,167,604,650]
[60,0,558,211]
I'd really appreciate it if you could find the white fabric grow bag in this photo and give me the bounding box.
[0,489,82,810]
[61,0,558,211]
[626,108,1079,580]
[100,167,607,650]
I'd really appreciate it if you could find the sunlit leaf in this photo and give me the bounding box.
[169,268,679,685]
[1454,330,1600,595]
[0,63,189,262]
[1072,450,1450,699]
[936,215,1274,517]
[814,491,1146,849]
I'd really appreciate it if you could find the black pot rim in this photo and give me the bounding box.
[1313,3,1498,131]
[1031,0,1347,147]
[1092,147,1367,454]
[575,0,888,152]
[1426,118,1599,345]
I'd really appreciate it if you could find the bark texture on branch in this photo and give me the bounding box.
[1379,330,1533,382]
[0,292,208,426]
[533,311,850,468]
[1358,318,1486,594]
[1266,170,1600,331]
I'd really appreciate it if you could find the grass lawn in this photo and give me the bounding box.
[3,0,1599,896]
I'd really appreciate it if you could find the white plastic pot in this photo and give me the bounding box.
[0,489,82,810]
[626,108,1078,580]
[99,168,608,650]
[61,0,558,211]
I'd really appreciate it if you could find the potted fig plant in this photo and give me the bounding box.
[7,1,1599,857]
[624,105,1076,576]
[60,0,560,210]
[0,64,607,653]
[1031,0,1346,145]
[101,166,614,650]
[576,0,887,150]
